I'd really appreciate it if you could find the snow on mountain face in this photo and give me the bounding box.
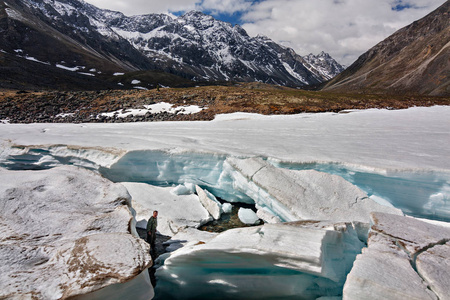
[104,10,343,85]
[303,51,345,80]
[14,0,343,86]
[2,0,155,75]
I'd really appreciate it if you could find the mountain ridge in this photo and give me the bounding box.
[322,0,450,96]
[0,0,343,90]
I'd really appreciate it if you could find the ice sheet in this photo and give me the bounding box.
[343,212,450,300]
[0,166,152,299]
[122,182,212,236]
[1,106,449,170]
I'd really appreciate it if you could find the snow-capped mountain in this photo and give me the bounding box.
[303,52,345,81]
[1,0,344,89]
[100,10,344,86]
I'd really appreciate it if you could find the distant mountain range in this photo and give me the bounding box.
[0,0,344,90]
[323,0,449,96]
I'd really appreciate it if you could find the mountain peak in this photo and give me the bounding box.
[303,52,344,80]
[181,10,215,22]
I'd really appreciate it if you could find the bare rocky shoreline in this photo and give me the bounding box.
[1,84,449,123]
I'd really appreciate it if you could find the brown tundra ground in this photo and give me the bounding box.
[1,83,449,123]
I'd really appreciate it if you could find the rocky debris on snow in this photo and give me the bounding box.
[1,85,448,124]
[0,166,153,299]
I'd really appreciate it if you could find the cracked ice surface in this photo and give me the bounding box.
[0,166,153,299]
[343,212,450,300]
[224,157,403,223]
[0,106,449,298]
[1,106,449,170]
[416,242,450,300]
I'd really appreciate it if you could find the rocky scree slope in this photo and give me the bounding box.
[322,0,450,96]
[1,84,449,123]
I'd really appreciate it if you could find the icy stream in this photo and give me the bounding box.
[3,148,448,221]
[1,147,449,299]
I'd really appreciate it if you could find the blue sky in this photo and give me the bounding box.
[172,10,244,26]
[85,0,446,65]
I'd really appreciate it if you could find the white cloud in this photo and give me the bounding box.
[196,0,253,14]
[240,0,445,65]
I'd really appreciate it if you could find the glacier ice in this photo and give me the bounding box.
[122,182,212,236]
[155,221,365,299]
[223,157,403,223]
[196,185,222,220]
[162,227,218,253]
[416,243,450,300]
[343,212,450,300]
[273,160,450,222]
[0,107,449,299]
[238,208,260,225]
[0,166,152,299]
[104,154,403,224]
[2,145,449,221]
[98,150,253,203]
[222,202,233,213]
[170,184,193,195]
[73,271,154,300]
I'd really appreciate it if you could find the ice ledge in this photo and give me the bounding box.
[156,221,365,298]
[224,157,403,223]
[0,166,153,299]
[343,212,450,300]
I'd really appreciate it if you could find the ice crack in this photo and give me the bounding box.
[376,226,449,300]
[412,238,450,299]
[249,165,267,182]
[349,196,369,208]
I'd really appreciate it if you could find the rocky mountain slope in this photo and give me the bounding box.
[0,0,343,90]
[322,0,450,96]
